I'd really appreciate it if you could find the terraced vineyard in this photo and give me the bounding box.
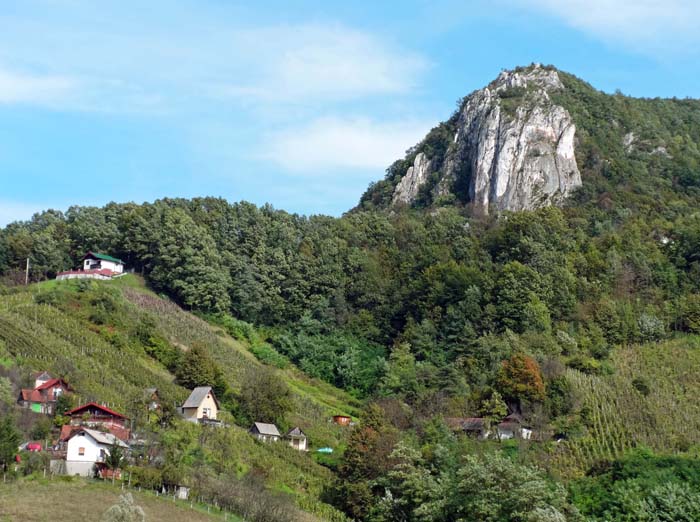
[550,337,700,477]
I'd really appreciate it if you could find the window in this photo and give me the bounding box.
[78,447,85,456]
[202,408,210,418]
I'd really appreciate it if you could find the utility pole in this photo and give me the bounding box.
[25,257,29,285]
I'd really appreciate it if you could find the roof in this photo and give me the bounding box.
[286,427,306,438]
[34,371,51,381]
[463,418,486,431]
[69,428,129,448]
[444,417,469,430]
[19,389,45,403]
[57,269,115,277]
[83,251,124,264]
[35,378,71,391]
[66,402,128,419]
[182,386,219,409]
[145,387,158,395]
[59,424,130,442]
[252,422,281,437]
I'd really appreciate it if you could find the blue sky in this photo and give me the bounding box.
[1,0,700,225]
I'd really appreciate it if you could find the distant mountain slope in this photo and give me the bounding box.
[358,64,700,214]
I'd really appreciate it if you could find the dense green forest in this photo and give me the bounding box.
[3,66,700,520]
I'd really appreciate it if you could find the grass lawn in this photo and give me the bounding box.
[0,478,236,522]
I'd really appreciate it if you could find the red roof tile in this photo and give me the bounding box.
[60,423,130,442]
[19,389,45,403]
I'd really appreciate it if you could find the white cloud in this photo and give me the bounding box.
[0,68,78,105]
[262,116,431,172]
[211,24,429,103]
[514,0,700,54]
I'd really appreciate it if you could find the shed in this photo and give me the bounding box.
[250,422,281,442]
[332,415,351,426]
[285,427,308,451]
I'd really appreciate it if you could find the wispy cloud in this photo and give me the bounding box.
[262,116,432,172]
[214,24,429,103]
[514,0,700,55]
[0,67,78,106]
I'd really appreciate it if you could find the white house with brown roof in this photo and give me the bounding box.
[181,386,219,423]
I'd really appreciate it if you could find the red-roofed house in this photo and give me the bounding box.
[61,402,131,442]
[17,376,72,415]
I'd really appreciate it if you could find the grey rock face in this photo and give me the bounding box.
[392,152,432,205]
[392,65,582,213]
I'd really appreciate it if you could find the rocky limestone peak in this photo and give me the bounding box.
[389,65,582,214]
[489,64,564,93]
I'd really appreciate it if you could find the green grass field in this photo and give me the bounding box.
[0,478,231,522]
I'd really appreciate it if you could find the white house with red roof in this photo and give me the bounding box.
[56,251,125,281]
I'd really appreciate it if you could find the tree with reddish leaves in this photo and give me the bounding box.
[496,352,546,405]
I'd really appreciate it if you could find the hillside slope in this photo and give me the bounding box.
[0,275,355,521]
[549,337,700,478]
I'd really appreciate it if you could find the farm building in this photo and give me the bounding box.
[181,386,219,423]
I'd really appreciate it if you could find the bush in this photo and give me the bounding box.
[632,377,651,396]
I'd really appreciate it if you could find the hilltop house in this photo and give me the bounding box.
[60,402,131,442]
[56,251,125,281]
[181,386,219,423]
[17,374,72,415]
[285,427,307,451]
[65,428,129,477]
[250,422,281,442]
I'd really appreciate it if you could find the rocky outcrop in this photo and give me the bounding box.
[391,65,582,213]
[392,152,433,205]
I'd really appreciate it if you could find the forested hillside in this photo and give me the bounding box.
[3,66,700,520]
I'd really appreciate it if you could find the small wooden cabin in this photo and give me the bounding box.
[332,415,351,426]
[286,427,308,451]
